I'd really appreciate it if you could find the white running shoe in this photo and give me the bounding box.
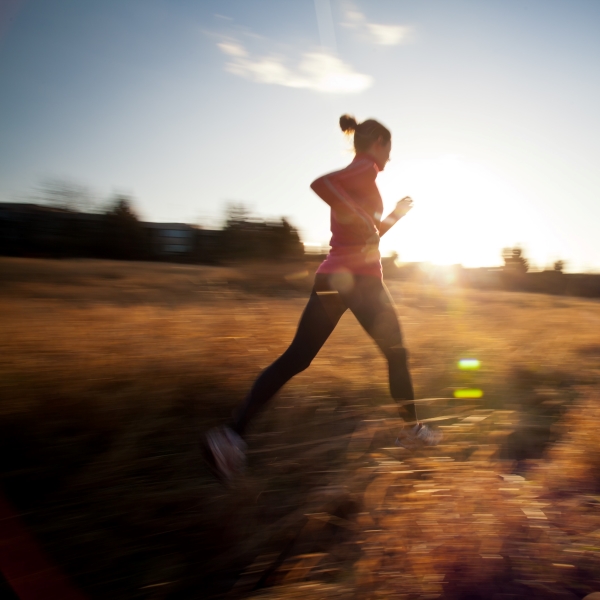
[205,426,247,483]
[396,423,442,449]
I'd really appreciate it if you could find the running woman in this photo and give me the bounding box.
[206,115,441,482]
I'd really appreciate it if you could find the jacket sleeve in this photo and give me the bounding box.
[310,159,379,239]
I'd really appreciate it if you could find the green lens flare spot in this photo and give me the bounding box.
[453,389,483,399]
[458,359,481,370]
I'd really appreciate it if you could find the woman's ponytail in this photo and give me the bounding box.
[339,114,391,153]
[339,114,358,134]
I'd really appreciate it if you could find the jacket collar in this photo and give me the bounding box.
[354,152,382,173]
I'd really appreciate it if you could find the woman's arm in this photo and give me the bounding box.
[310,159,379,239]
[378,196,413,237]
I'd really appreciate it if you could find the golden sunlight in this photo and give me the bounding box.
[378,155,549,268]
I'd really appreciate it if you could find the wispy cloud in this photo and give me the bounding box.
[342,8,413,46]
[217,41,247,58]
[217,39,372,94]
[366,23,412,46]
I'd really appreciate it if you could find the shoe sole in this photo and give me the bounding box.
[201,435,234,485]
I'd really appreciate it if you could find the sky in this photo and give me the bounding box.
[1,0,600,271]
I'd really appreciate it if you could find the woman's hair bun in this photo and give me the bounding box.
[339,114,358,133]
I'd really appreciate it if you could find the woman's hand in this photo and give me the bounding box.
[393,196,414,219]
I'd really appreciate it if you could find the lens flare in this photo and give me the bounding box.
[453,389,483,399]
[458,358,481,370]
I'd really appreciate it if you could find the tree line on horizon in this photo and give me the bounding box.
[2,177,600,298]
[0,178,304,263]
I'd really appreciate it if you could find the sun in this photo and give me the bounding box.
[377,155,543,268]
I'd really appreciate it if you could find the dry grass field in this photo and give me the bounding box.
[1,257,600,599]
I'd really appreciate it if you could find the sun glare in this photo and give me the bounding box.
[378,155,545,268]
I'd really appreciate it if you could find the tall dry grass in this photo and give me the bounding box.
[1,257,600,599]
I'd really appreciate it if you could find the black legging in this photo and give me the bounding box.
[231,273,416,436]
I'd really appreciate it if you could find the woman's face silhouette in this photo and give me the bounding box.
[367,137,392,171]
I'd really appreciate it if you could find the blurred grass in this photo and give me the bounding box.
[1,257,600,599]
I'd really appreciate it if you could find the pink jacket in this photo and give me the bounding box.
[310,153,383,277]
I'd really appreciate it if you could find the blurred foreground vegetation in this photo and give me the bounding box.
[1,257,600,599]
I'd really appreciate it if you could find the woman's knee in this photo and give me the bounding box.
[385,345,409,366]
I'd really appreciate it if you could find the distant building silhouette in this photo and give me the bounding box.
[144,223,195,257]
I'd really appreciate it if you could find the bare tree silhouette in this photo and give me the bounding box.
[503,247,529,274]
[34,177,97,213]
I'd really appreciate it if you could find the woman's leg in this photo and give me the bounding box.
[231,275,347,437]
[343,276,417,423]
